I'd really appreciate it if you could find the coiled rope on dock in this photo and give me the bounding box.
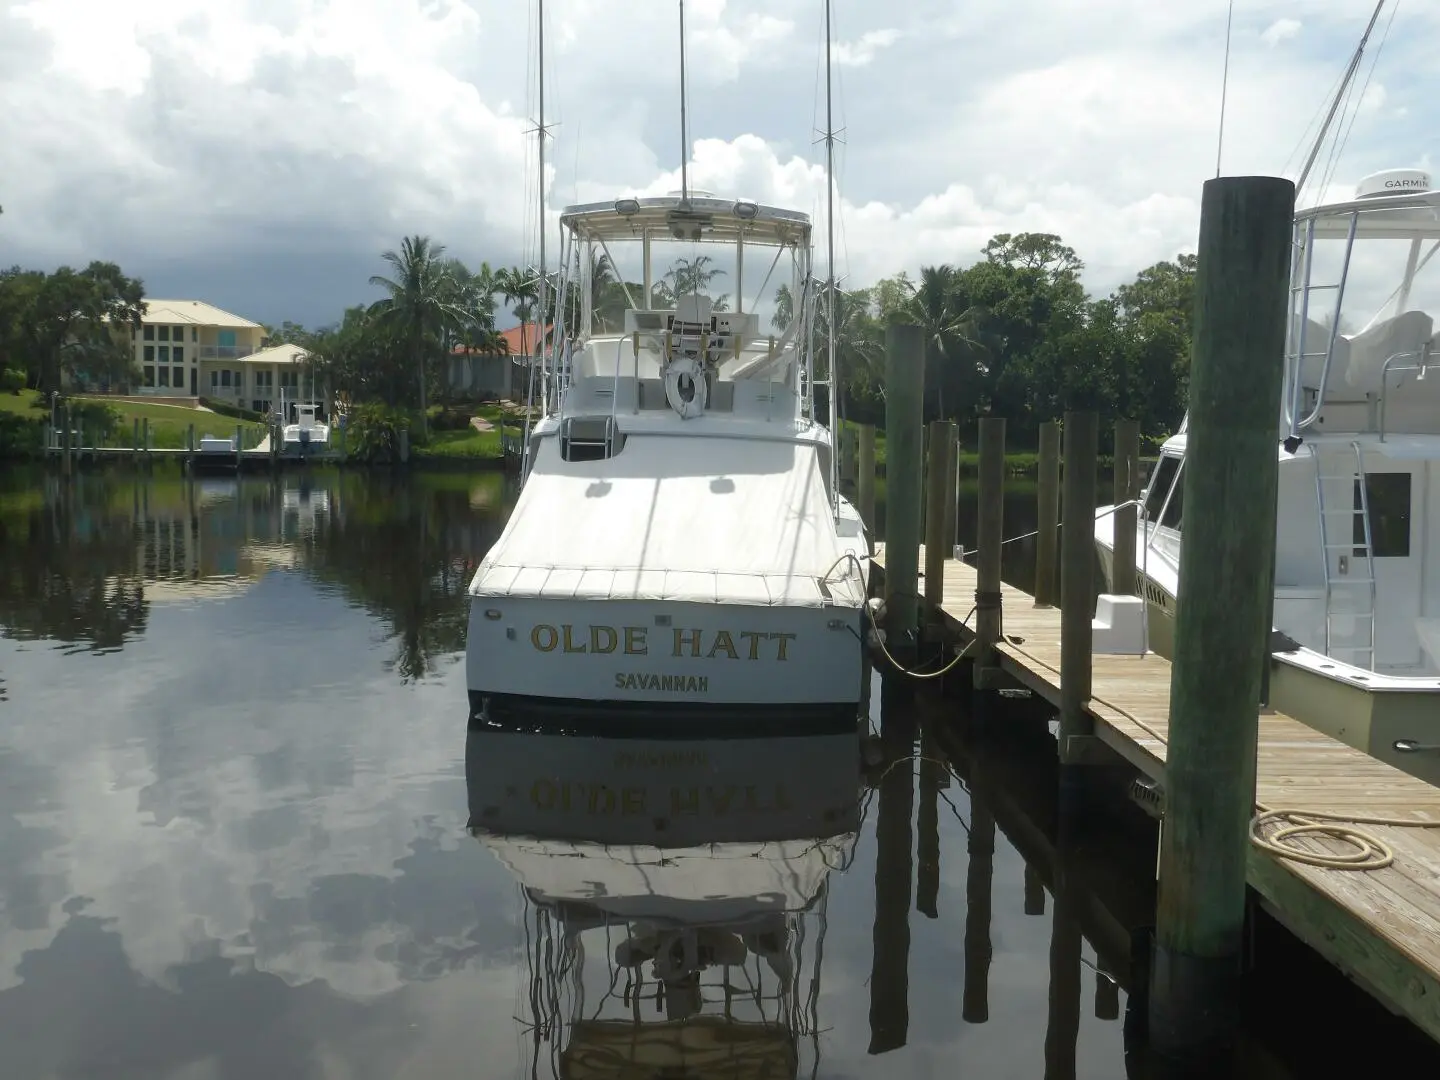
[999,637,1440,873]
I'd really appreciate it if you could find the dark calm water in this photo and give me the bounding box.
[0,466,1428,1079]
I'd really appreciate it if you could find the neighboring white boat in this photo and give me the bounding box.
[282,403,329,452]
[1095,167,1440,782]
[465,1,868,725]
[465,723,861,1078]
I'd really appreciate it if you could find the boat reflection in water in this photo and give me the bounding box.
[465,719,864,1080]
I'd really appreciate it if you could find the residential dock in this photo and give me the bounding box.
[872,543,1440,1045]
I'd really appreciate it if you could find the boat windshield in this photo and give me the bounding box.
[1285,184,1440,435]
[556,196,813,347]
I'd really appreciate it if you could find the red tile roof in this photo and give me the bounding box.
[452,322,551,357]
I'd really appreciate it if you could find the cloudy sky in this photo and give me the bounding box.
[2,0,1437,329]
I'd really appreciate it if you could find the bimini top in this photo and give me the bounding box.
[559,194,812,246]
[1300,168,1440,240]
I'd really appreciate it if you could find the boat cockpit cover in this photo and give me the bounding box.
[471,435,864,607]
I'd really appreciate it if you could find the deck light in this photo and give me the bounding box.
[732,200,759,220]
[614,198,641,216]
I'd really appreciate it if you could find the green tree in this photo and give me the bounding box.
[0,262,145,394]
[368,236,468,437]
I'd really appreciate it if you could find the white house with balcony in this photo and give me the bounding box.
[209,342,326,421]
[128,300,266,398]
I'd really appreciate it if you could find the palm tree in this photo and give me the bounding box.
[904,264,988,418]
[496,266,540,359]
[368,236,467,437]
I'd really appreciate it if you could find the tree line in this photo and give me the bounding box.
[1,227,1196,444]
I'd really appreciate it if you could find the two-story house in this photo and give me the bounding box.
[123,300,320,420]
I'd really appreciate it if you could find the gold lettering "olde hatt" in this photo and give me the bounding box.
[529,624,796,661]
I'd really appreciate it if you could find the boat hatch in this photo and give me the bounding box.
[560,415,624,462]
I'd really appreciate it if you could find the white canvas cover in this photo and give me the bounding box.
[471,434,864,607]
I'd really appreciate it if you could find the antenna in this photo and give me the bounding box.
[537,0,548,407]
[823,0,839,507]
[1296,0,1385,198]
[1215,0,1235,176]
[679,0,690,203]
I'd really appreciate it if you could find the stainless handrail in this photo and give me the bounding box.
[1295,210,1361,432]
[1378,344,1435,442]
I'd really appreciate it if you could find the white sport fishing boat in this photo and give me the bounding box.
[282,402,329,452]
[1095,169,1440,780]
[466,0,868,725]
[465,723,861,1079]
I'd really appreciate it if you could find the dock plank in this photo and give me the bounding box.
[873,544,1440,1043]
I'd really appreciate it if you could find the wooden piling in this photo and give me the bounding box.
[1112,418,1140,595]
[187,423,195,473]
[1045,872,1083,1077]
[883,325,925,658]
[857,423,876,547]
[399,427,411,464]
[1035,421,1061,607]
[1149,175,1294,1057]
[944,430,959,559]
[916,726,941,920]
[869,685,915,1054]
[62,405,72,475]
[142,418,150,466]
[924,420,955,636]
[840,424,858,496]
[1024,863,1046,916]
[962,786,995,1024]
[1058,411,1097,784]
[132,418,141,469]
[974,417,1005,687]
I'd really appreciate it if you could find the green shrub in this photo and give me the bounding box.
[347,403,410,463]
[0,413,45,458]
[200,396,266,423]
[1,368,24,394]
[427,404,473,432]
[60,398,122,440]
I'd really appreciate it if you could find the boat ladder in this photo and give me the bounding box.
[559,415,622,462]
[1312,440,1377,669]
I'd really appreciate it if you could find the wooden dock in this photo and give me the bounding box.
[873,544,1440,1044]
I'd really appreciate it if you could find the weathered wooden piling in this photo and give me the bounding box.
[234,424,243,470]
[944,429,959,558]
[916,727,942,919]
[1112,418,1140,595]
[869,683,915,1054]
[142,418,150,466]
[1024,863,1046,916]
[840,424,858,496]
[857,424,876,543]
[883,325,925,657]
[132,419,141,469]
[962,785,995,1024]
[1045,870,1083,1077]
[1148,175,1294,1056]
[1058,411,1098,793]
[187,423,196,472]
[924,420,955,636]
[62,405,73,474]
[974,417,1005,687]
[1035,420,1061,607]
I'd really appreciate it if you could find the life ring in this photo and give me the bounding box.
[663,354,709,419]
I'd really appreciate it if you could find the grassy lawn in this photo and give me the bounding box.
[1,389,266,450]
